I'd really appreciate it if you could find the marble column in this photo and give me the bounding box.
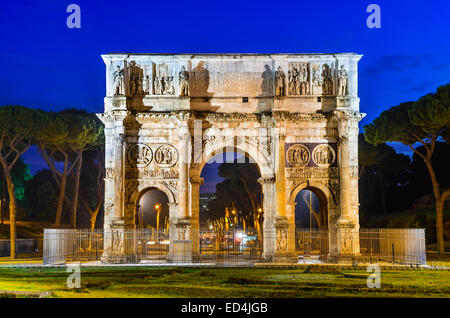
[334,110,360,256]
[178,128,190,220]
[100,112,128,263]
[170,127,193,263]
[275,133,287,218]
[258,176,276,261]
[189,176,204,259]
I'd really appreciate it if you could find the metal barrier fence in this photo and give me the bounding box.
[359,228,426,265]
[43,229,169,265]
[43,228,426,265]
[198,229,262,265]
[296,229,329,258]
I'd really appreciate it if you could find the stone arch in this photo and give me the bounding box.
[190,139,273,179]
[288,180,336,229]
[130,181,177,206]
[128,182,177,228]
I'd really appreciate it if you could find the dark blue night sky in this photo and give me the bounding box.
[1,0,449,192]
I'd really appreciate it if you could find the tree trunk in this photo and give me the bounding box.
[379,170,387,214]
[71,151,82,229]
[436,201,445,255]
[5,173,16,259]
[240,178,259,213]
[90,213,97,232]
[55,168,67,228]
[0,199,3,235]
[1,178,5,235]
[423,158,445,255]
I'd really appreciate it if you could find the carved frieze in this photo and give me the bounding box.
[312,144,336,167]
[286,144,310,167]
[286,167,338,179]
[288,63,309,95]
[127,144,152,167]
[125,167,179,179]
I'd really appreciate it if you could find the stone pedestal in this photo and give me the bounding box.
[336,219,360,257]
[273,216,297,263]
[101,219,129,263]
[168,218,192,263]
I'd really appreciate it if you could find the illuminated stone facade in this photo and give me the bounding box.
[98,53,365,263]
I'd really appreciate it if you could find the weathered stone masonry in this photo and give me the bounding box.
[98,53,365,263]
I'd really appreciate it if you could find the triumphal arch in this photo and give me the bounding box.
[98,53,365,263]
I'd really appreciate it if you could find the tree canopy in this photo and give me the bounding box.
[364,84,450,254]
[204,160,262,225]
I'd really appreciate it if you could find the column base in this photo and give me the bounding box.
[168,240,192,263]
[100,251,131,264]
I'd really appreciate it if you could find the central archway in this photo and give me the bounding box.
[198,152,263,263]
[189,141,274,263]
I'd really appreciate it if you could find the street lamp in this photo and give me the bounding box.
[155,203,161,243]
[256,207,262,243]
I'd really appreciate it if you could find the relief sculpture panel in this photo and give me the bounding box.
[127,144,152,167]
[312,144,336,167]
[286,144,310,167]
[288,62,309,95]
[154,144,178,167]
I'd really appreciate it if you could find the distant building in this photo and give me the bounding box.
[200,192,216,214]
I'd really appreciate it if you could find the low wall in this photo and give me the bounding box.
[0,239,42,256]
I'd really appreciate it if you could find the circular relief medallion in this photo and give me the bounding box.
[127,143,152,167]
[286,144,310,167]
[154,144,178,167]
[312,144,335,166]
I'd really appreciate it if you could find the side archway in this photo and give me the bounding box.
[287,181,339,257]
[130,182,177,206]
[127,181,177,227]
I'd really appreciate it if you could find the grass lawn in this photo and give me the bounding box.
[0,266,449,298]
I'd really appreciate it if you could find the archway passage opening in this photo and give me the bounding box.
[198,151,263,259]
[294,188,329,258]
[135,188,170,260]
